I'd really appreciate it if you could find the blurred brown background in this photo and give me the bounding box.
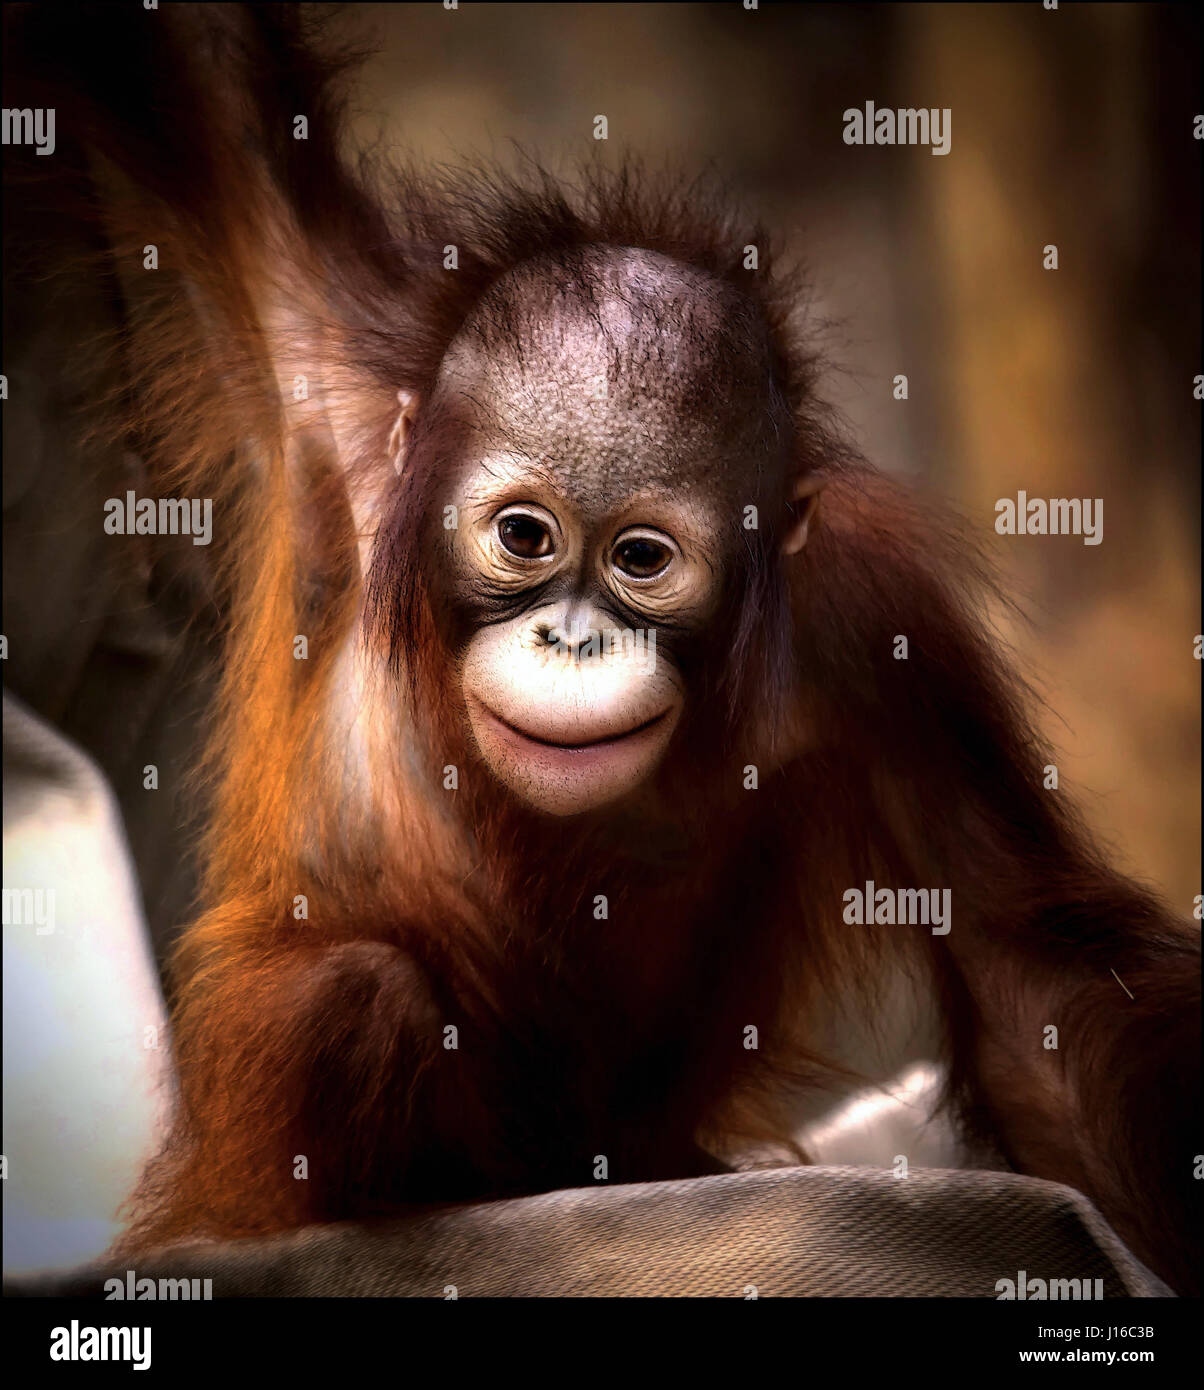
[3,3,1199,958]
[2,1,1197,1287]
[348,1,1200,909]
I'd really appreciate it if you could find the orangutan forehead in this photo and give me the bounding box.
[436,246,783,502]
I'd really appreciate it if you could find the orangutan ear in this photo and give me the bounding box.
[781,475,825,556]
[388,389,419,475]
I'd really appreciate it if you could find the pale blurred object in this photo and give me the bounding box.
[798,1060,963,1170]
[3,694,169,1275]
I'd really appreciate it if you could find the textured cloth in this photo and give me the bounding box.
[10,1165,1171,1298]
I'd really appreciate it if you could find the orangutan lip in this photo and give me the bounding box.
[476,700,669,751]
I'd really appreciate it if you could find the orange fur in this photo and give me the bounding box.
[6,5,1197,1290]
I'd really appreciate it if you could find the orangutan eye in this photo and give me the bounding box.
[497,512,554,559]
[613,535,672,579]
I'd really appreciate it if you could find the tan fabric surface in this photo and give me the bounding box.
[10,1165,1171,1298]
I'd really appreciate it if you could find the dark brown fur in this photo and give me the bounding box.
[6,4,1198,1291]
